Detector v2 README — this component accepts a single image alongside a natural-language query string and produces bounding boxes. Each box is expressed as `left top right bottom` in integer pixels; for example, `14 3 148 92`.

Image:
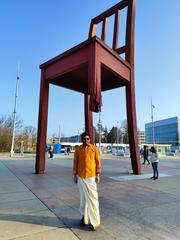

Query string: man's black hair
81 131 90 139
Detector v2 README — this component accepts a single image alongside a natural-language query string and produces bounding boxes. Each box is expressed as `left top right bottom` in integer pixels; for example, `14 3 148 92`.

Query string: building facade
138 131 145 145
145 116 180 150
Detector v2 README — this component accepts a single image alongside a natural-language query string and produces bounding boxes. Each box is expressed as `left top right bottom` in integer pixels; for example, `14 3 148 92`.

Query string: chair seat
40 36 131 94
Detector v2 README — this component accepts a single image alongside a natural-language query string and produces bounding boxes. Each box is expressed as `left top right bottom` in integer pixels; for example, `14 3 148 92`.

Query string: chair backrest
89 0 135 65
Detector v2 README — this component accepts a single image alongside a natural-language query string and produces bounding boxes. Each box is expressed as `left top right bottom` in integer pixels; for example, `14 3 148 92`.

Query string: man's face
82 135 90 145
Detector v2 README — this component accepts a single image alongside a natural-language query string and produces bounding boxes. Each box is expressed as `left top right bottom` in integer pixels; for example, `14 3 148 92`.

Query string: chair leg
36 70 49 174
84 94 94 143
126 82 141 175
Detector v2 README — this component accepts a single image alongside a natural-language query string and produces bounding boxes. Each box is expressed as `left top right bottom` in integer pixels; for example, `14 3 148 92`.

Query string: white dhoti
77 176 100 228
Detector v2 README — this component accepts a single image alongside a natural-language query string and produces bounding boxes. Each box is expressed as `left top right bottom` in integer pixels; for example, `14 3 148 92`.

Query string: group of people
140 145 159 179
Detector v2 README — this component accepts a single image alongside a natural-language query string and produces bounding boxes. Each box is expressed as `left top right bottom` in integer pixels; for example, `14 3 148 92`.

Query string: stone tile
12 228 79 240
102 214 180 240
1 156 180 240
0 216 63 240
172 227 180 238
0 210 64 228
53 206 80 227
164 187 180 196
0 183 28 194
0 191 36 203
0 199 48 215
110 173 171 181
133 202 180 229
71 225 116 240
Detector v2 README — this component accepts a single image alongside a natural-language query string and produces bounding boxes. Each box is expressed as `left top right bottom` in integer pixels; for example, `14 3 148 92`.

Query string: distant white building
138 131 145 145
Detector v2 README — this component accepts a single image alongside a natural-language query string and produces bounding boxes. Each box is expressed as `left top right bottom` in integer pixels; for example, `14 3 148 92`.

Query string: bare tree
0 114 22 152
21 126 37 152
120 119 129 144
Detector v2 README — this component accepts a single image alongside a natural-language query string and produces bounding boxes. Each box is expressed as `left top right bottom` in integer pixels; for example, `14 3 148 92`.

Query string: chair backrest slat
88 0 135 65
90 0 128 25
101 18 107 42
113 10 120 50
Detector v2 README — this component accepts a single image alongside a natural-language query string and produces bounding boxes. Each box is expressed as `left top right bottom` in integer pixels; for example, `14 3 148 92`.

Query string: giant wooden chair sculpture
36 0 141 174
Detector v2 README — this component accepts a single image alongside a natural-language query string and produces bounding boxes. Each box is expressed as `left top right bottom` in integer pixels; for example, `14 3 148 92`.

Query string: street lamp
116 121 119 148
58 124 61 144
77 130 80 142
10 64 20 157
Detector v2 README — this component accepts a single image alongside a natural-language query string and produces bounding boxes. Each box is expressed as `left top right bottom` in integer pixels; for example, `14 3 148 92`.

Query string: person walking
73 132 101 231
66 147 71 155
49 144 54 159
142 145 150 165
150 146 159 179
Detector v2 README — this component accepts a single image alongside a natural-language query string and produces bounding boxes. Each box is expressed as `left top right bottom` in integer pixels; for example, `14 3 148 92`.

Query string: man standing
73 132 101 230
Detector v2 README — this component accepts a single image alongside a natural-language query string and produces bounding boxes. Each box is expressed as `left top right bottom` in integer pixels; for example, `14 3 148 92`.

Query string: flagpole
151 97 155 146
10 63 20 156
58 124 61 144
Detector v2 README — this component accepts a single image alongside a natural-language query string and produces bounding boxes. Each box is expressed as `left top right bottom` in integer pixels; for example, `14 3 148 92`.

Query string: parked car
116 150 125 156
166 151 175 156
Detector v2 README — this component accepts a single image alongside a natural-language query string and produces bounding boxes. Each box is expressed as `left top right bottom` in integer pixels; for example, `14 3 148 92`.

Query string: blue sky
0 0 180 137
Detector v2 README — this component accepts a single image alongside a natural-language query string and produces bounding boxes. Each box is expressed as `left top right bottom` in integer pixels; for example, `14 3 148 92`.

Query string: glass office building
145 117 180 150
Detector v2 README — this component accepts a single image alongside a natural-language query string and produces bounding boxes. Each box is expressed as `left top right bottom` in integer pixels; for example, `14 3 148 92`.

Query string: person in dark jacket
142 145 150 165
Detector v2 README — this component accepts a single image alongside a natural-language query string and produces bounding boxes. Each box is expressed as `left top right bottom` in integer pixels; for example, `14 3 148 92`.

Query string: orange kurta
73 144 101 178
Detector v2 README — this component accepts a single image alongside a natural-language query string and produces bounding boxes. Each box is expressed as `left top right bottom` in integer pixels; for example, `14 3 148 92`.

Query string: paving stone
1 155 180 240
0 191 36 203
12 228 79 240
0 213 64 240
0 198 48 215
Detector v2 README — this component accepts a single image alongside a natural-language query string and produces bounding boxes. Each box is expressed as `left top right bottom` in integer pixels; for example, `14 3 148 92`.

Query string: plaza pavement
0 153 180 240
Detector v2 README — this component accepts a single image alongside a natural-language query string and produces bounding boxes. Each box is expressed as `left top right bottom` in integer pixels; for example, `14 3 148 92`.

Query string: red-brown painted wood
36 0 141 175
126 71 141 174
125 0 141 174
84 94 93 143
113 10 120 50
36 70 49 174
101 18 107 41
